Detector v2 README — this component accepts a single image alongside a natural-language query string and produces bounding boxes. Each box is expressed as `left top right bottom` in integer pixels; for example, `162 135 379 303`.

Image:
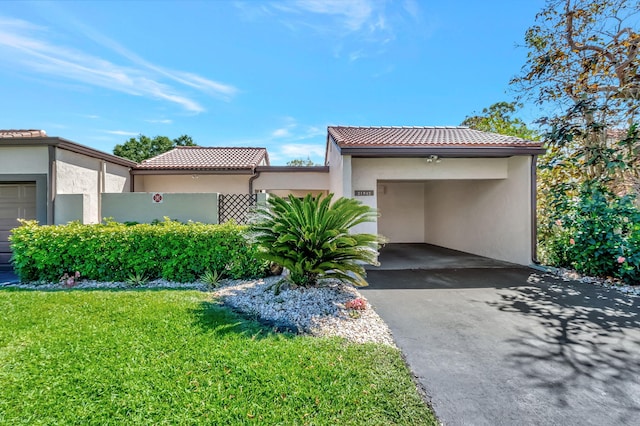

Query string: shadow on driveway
362 244 640 425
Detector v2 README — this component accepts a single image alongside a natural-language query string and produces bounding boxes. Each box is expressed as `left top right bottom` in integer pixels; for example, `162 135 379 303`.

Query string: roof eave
256 165 330 173
339 145 546 157
131 168 255 175
0 137 138 167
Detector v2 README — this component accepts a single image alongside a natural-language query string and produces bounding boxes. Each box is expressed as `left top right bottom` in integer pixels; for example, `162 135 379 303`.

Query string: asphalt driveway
362 244 640 426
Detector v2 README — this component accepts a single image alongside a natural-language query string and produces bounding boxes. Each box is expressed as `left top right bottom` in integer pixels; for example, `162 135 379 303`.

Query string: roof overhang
131 168 255 175
256 165 329 173
337 145 546 158
0 137 138 168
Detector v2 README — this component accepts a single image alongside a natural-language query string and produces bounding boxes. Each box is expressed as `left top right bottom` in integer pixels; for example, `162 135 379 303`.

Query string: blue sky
0 0 544 165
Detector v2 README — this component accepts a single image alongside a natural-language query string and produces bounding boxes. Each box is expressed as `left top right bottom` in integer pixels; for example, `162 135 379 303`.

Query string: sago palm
250 193 384 287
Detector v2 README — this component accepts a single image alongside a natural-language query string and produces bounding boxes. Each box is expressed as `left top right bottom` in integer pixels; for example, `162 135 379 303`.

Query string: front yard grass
0 289 436 425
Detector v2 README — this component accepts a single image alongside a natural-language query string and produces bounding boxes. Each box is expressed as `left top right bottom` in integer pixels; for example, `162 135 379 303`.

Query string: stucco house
132 146 329 197
0 126 544 270
0 130 136 269
325 126 545 265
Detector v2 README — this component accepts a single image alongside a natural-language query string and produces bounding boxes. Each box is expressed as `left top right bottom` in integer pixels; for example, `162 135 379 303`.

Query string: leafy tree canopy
511 0 639 183
286 157 319 167
461 101 539 140
113 134 197 163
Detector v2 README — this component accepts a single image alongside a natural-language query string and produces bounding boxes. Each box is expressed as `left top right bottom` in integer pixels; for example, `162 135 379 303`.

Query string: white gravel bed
1 279 210 291
543 266 640 297
215 275 396 347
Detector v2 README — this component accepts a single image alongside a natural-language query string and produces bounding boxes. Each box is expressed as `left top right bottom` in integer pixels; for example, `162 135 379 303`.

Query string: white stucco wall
0 146 48 174
267 189 328 198
422 156 532 265
351 157 509 235
253 171 329 191
55 149 101 223
135 174 250 194
104 163 131 193
327 140 350 198
377 182 425 243
102 192 219 224
55 149 132 224
54 193 88 225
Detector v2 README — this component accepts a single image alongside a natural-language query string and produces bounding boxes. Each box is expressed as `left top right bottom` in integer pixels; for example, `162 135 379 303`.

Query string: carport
326 126 546 266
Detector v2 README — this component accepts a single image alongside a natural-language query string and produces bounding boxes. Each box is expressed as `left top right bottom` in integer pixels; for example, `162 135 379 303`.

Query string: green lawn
0 289 436 425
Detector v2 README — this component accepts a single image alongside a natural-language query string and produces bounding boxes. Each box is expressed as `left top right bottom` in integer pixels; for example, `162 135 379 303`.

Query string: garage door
0 183 36 270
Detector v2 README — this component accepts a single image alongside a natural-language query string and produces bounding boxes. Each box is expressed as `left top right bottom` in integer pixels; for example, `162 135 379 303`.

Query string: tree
511 0 640 184
461 101 539 139
512 0 640 272
113 134 197 163
286 157 318 167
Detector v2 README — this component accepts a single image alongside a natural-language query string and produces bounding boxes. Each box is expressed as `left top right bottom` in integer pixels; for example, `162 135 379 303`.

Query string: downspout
48 145 56 225
531 154 540 264
248 168 261 194
98 160 105 223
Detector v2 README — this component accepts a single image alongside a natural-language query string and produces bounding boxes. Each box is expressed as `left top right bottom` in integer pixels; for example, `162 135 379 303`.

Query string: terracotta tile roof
0 129 47 138
136 146 269 170
328 126 541 148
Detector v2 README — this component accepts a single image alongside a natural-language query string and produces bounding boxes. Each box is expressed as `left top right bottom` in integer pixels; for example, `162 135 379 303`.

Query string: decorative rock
215 276 396 346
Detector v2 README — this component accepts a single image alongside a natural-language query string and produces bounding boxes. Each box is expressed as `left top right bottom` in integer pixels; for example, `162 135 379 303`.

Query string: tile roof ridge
328 125 469 129
140 148 178 163
174 146 267 150
0 129 48 138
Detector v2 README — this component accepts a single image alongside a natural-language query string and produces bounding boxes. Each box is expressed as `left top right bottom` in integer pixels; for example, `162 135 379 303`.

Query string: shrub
540 184 640 284
10 219 268 283
250 193 384 287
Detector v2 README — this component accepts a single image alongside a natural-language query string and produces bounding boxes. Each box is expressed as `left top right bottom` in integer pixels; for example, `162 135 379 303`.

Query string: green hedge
540 184 640 284
10 220 268 283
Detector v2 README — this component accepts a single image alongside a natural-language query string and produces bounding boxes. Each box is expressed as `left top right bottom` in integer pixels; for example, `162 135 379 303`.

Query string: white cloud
290 0 374 32
104 130 139 136
237 0 423 61
280 143 325 158
272 128 291 137
146 119 173 124
0 17 238 112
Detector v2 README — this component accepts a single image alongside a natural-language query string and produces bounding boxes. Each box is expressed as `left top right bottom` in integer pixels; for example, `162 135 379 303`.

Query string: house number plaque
354 190 374 196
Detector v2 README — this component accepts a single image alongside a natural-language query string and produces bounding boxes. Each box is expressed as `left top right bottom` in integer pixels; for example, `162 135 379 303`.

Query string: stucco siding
377 182 425 242
136 174 250 194
102 192 219 224
54 193 88 225
267 189 328 198
327 140 348 198
0 146 49 174
104 163 131 193
253 171 329 191
55 149 101 223
351 157 508 236
422 156 532 264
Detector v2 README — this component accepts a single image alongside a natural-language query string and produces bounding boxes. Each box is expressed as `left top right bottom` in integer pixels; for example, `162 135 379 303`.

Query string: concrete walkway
362 244 640 425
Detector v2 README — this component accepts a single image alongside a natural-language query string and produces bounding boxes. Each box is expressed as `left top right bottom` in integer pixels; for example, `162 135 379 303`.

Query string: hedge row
10 220 268 283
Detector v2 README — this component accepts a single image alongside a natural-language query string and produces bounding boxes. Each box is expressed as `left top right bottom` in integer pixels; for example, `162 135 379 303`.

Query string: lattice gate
218 194 257 224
